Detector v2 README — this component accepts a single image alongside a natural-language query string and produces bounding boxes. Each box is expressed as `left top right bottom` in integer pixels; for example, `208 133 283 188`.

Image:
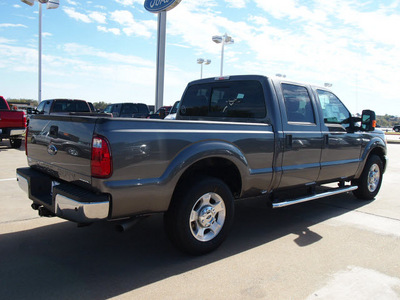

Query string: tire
66 146 80 156
164 177 235 255
10 139 22 149
352 155 383 200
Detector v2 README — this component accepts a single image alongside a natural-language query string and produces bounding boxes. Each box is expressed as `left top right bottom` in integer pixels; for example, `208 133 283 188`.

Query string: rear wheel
164 177 234 255
352 155 383 200
66 146 80 156
10 139 22 149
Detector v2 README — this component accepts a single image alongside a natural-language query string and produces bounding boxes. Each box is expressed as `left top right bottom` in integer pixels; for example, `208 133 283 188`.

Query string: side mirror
361 110 376 131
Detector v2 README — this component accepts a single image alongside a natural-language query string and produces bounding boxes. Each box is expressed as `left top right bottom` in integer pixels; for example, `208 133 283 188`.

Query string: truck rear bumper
16 167 110 223
0 127 25 139
10 128 26 136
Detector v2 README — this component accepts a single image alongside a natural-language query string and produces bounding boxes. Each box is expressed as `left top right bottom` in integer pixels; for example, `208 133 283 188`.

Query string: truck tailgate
27 115 97 185
0 110 26 128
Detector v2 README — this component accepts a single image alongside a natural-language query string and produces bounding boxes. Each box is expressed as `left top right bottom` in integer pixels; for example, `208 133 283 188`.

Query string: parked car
147 106 172 119
393 125 400 132
164 101 180 120
17 75 386 255
0 96 26 148
33 99 91 115
103 103 149 118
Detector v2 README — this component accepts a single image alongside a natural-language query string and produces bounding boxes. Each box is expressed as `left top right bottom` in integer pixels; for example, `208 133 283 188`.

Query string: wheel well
173 157 242 200
369 147 386 171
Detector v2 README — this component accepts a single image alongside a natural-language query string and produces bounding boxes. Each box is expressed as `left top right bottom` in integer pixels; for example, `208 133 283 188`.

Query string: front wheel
352 155 383 200
164 177 234 255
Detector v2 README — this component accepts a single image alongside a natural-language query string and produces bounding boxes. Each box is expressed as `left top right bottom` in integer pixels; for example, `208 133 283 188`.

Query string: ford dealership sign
144 0 182 13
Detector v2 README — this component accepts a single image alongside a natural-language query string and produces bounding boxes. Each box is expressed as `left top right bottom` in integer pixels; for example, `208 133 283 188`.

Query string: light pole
212 33 234 76
21 0 59 104
197 58 211 79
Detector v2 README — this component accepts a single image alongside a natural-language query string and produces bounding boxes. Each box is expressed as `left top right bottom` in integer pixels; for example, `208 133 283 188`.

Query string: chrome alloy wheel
367 163 381 193
189 192 226 242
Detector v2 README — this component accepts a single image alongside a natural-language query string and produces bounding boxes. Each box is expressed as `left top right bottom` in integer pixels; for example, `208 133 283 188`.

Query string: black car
34 99 91 115
393 125 400 132
103 103 149 118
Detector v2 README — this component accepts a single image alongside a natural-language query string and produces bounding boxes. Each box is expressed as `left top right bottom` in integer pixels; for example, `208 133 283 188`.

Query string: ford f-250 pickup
0 96 26 148
17 75 387 255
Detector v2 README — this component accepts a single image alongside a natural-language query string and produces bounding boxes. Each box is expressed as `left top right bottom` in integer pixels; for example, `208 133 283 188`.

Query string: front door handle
286 134 293 148
324 134 329 147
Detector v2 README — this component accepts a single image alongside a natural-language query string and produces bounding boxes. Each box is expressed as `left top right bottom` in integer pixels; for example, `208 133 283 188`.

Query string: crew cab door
315 89 362 181
276 83 323 188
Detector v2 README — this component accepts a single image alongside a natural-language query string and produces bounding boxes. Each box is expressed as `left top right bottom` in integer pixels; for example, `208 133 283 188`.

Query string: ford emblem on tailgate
47 144 58 155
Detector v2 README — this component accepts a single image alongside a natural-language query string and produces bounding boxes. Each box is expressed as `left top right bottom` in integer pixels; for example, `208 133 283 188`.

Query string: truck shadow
0 193 371 299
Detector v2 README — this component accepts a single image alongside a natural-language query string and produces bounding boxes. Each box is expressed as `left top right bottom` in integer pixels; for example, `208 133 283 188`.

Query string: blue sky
1 0 399 115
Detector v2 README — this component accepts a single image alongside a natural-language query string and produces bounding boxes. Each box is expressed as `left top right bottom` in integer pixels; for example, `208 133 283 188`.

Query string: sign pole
155 11 166 111
144 0 181 111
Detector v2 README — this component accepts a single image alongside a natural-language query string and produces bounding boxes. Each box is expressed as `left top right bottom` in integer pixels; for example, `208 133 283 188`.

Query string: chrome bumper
17 173 29 194
10 129 26 136
17 167 110 223
55 194 109 223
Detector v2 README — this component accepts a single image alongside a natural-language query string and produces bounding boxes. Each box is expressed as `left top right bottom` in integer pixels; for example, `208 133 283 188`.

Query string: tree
93 101 109 111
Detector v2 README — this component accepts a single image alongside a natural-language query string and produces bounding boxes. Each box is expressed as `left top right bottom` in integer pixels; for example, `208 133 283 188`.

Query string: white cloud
0 23 27 28
63 7 92 23
115 0 143 6
13 4 21 8
97 26 121 35
224 0 247 9
66 0 78 5
89 11 107 24
0 37 16 44
110 10 155 37
62 43 154 67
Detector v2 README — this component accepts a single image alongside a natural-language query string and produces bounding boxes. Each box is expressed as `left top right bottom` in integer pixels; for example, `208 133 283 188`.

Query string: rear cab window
178 80 267 122
52 100 90 113
281 83 316 124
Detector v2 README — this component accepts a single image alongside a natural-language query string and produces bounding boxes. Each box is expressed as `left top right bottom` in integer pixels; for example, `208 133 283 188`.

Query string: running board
272 185 358 209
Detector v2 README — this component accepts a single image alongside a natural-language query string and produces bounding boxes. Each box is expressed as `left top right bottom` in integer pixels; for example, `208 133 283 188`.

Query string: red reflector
91 136 112 178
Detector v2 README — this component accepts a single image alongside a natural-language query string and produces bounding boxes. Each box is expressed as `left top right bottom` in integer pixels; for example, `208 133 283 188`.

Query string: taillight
91 135 112 178
25 126 29 156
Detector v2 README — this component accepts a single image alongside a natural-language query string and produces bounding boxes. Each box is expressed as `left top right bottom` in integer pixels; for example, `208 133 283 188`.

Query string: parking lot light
212 33 234 76
20 0 60 103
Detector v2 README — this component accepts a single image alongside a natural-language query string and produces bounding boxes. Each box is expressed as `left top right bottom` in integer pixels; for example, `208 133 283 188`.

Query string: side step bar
272 185 358 209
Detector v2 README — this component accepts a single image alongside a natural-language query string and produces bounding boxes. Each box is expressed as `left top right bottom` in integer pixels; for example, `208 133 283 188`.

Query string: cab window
282 84 315 124
179 80 267 121
43 101 52 114
317 90 351 128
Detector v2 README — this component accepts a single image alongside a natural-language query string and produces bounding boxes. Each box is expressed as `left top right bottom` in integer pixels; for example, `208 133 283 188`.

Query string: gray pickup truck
17 75 387 254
